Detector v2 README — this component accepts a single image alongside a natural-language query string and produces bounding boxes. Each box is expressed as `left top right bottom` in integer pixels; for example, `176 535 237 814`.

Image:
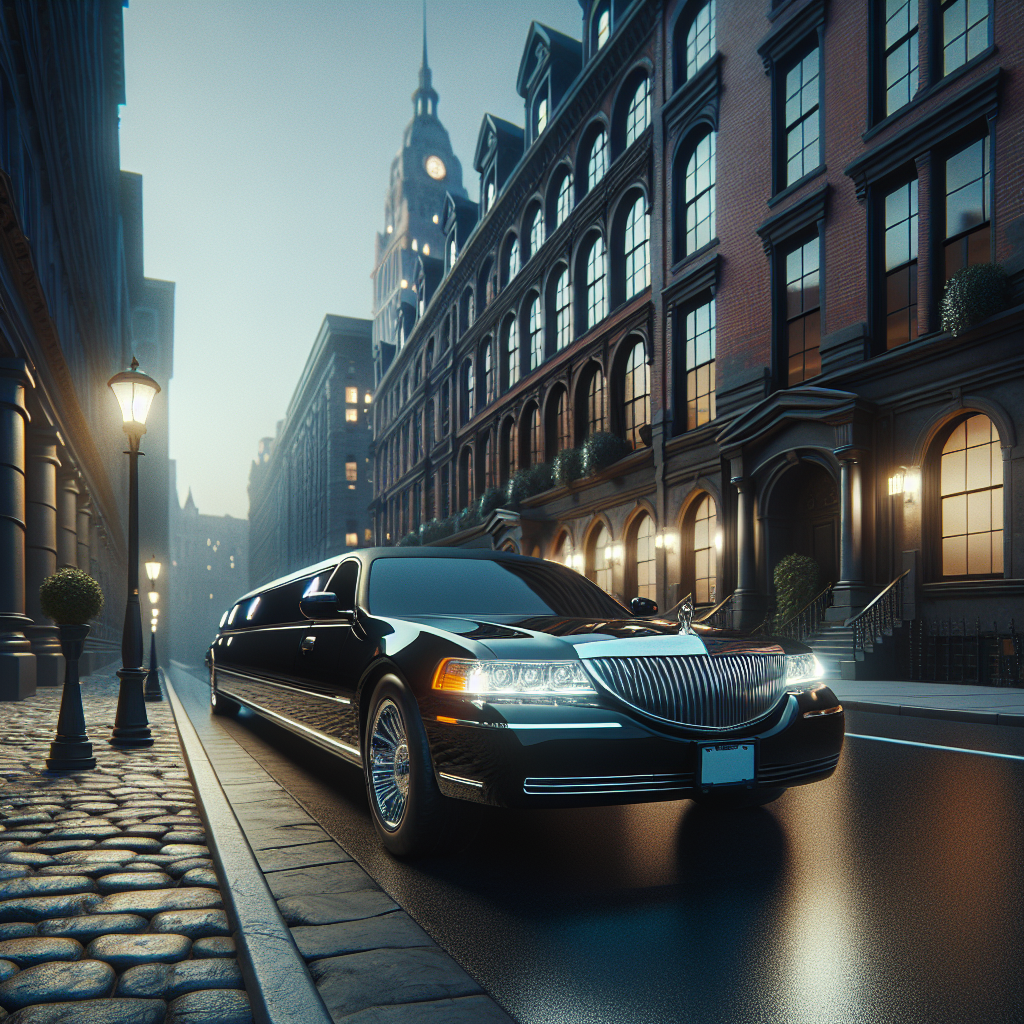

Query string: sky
119 0 582 519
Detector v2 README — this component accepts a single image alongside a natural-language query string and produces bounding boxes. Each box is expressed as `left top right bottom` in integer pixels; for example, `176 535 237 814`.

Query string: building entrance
765 461 840 589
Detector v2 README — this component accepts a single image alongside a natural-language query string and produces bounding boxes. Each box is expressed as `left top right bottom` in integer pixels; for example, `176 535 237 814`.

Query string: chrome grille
583 654 787 729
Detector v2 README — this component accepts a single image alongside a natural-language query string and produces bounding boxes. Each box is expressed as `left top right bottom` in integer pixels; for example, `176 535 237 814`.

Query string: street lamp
107 356 160 746
144 556 162 701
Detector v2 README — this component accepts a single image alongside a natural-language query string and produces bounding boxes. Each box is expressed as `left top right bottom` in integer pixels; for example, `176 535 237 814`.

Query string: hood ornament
677 597 694 635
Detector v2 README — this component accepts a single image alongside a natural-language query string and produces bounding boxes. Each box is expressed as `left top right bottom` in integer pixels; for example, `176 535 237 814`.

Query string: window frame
779 230 823 388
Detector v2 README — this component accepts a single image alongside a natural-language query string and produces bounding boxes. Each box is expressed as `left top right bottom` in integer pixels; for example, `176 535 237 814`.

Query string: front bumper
422 685 844 807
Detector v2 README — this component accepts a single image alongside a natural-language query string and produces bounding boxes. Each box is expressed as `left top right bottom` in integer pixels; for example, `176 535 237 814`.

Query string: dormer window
597 5 611 49
536 96 548 136
486 179 496 211
448 237 457 268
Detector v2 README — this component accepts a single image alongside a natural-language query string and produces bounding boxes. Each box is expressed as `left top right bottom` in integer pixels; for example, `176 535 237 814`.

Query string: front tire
364 676 455 857
210 669 239 717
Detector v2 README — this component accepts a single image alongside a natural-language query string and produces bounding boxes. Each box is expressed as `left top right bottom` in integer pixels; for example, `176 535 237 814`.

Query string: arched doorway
765 460 839 588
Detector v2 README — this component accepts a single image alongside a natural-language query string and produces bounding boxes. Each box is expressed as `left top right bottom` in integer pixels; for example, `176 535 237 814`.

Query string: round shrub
477 487 504 519
419 517 456 545
772 554 820 627
455 504 482 532
580 432 632 476
504 463 553 509
39 568 104 624
940 263 1009 337
552 447 584 487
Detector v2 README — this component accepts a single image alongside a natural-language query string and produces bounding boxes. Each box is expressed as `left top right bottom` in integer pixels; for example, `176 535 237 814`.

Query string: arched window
555 172 573 229
507 237 520 282
554 268 572 350
460 359 474 425
526 206 543 260
459 446 473 509
587 131 608 193
685 0 716 83
552 530 573 567
528 406 541 466
448 237 457 270
485 179 496 211
692 494 718 605
460 287 475 335
622 340 650 449
585 235 607 329
624 195 650 299
499 417 515 485
483 343 494 404
587 369 606 435
625 77 650 146
588 523 612 593
684 132 716 256
546 385 571 461
632 514 656 601
535 94 548 136
425 339 434 375
504 315 520 389
483 433 495 491
528 295 543 371
938 414 1003 577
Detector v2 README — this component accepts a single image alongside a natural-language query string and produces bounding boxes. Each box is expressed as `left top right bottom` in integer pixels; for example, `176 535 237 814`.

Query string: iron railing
694 592 734 629
845 570 910 657
901 617 1022 686
770 584 835 642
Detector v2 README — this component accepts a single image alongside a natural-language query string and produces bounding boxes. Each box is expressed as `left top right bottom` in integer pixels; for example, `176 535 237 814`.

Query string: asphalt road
174 671 1024 1024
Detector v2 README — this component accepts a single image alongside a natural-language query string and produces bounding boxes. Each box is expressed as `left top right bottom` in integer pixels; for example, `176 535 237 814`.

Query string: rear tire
692 786 784 809
364 675 456 857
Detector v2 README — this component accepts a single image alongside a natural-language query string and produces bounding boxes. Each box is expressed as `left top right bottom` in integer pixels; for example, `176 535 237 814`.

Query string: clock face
425 155 446 181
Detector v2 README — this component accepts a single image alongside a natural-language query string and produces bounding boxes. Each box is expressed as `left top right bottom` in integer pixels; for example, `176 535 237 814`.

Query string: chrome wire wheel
369 698 411 831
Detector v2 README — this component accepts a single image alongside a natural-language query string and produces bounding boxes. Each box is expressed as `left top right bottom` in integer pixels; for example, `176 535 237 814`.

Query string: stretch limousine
208 548 844 855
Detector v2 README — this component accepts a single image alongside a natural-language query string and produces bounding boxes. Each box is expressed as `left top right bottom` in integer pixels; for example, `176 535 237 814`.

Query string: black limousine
209 548 844 855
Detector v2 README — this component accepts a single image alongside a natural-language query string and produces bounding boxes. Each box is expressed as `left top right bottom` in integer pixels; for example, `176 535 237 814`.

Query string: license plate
700 742 755 787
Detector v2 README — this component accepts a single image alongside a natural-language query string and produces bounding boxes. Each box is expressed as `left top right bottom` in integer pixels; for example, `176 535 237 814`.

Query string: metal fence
900 618 1022 687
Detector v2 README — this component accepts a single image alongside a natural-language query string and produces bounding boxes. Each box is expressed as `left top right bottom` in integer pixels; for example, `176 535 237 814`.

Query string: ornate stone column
732 474 764 629
25 426 65 686
56 471 79 568
76 496 92 578
0 359 37 700
830 450 874 619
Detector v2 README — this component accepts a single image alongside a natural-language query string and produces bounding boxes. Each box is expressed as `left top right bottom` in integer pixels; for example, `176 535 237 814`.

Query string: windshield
368 557 628 618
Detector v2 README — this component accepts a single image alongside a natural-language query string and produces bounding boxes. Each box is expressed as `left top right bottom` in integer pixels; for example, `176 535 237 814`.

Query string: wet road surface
174 670 1024 1024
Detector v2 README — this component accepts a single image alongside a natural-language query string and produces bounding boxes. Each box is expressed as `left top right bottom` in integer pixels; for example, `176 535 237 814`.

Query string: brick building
370 0 1021 649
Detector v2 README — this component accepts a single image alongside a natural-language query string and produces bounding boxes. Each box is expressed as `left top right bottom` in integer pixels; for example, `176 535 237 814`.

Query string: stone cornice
756 0 826 74
662 51 720 135
755 184 828 256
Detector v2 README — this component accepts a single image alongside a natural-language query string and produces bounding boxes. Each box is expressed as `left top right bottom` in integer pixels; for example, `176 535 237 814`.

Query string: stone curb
163 678 334 1024
841 698 1024 727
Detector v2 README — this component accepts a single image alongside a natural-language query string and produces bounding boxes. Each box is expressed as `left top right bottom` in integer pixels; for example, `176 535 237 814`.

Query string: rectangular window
884 179 918 348
783 47 820 187
440 463 450 518
884 0 918 115
944 137 990 279
783 236 821 386
685 299 716 430
440 383 450 437
345 408 358 423
942 0 989 77
345 386 358 404
345 461 358 482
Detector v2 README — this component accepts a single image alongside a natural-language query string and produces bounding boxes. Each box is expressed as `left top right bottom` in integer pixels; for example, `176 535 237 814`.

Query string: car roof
231 547 547 605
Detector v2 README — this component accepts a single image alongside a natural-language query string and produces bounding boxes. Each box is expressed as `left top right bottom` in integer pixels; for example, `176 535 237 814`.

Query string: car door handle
301 636 316 653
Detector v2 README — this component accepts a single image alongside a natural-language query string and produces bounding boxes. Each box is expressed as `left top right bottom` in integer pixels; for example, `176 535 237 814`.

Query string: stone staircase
804 618 904 680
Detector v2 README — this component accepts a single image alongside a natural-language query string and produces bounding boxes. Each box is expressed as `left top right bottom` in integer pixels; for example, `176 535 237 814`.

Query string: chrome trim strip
438 771 484 789
510 722 623 730
802 704 843 718
217 668 352 704
523 772 695 795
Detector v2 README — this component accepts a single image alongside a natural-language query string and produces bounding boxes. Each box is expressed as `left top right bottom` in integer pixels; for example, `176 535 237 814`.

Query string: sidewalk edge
841 698 1024 727
164 676 334 1024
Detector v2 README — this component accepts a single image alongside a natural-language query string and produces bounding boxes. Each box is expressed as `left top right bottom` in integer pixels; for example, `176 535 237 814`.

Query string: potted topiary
39 568 104 771
772 554 820 630
552 446 584 487
580 432 632 476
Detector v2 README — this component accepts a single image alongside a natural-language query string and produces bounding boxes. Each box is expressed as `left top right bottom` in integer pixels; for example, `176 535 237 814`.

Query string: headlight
785 653 824 690
432 658 595 695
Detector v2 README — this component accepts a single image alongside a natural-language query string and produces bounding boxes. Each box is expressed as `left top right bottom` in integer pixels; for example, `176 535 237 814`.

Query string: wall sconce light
903 466 921 504
603 544 623 565
655 530 678 552
888 470 905 496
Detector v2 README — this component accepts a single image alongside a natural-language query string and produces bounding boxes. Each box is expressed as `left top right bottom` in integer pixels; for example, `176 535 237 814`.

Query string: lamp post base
109 666 154 748
46 744 96 772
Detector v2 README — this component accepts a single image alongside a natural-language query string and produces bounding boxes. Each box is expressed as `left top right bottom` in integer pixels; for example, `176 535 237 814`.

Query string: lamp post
107 357 160 747
144 557 162 701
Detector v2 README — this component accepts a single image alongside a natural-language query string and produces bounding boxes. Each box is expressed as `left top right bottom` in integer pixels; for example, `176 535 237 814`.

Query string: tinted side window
328 561 359 610
250 572 330 626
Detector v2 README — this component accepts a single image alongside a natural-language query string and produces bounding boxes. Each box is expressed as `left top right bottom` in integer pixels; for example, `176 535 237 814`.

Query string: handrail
844 570 910 627
845 570 911 657
772 583 834 642
694 592 734 629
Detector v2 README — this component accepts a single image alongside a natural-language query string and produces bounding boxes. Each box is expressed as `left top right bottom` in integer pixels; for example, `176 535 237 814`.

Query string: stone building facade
247 315 373 589
0 2 173 698
369 0 1023 636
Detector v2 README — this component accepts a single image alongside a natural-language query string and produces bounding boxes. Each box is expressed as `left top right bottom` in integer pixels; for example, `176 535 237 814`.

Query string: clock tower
371 16 467 384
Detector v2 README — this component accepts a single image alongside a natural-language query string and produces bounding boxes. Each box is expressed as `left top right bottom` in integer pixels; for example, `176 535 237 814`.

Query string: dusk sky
120 0 581 519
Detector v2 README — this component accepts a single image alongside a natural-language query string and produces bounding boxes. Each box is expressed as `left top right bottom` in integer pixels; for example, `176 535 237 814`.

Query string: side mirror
630 596 658 617
299 592 354 622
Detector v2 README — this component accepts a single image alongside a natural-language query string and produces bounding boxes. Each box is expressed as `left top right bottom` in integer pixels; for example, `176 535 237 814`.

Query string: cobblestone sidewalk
0 671 252 1024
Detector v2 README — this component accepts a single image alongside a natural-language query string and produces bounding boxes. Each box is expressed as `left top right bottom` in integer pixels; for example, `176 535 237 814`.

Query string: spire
413 0 437 114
